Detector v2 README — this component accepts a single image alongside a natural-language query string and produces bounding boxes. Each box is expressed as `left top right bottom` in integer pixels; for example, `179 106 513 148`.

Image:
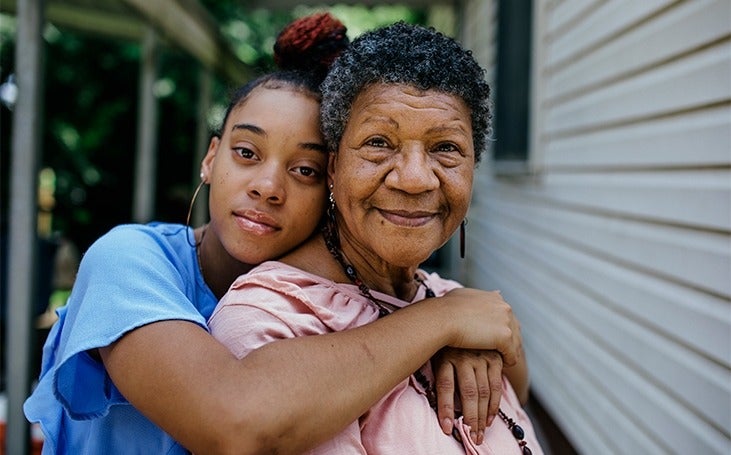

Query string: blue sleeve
50 225 207 419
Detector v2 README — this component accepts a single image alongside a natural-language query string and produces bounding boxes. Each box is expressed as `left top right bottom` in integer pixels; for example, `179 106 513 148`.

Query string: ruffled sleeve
26 224 208 422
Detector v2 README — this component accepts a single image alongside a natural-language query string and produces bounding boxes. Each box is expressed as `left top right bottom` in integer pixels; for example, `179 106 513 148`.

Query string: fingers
462 352 502 445
434 358 456 435
432 347 509 447
486 354 503 427
453 359 481 445
474 362 490 443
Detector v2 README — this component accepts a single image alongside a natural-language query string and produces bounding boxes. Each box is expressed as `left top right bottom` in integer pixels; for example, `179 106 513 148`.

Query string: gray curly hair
320 22 492 163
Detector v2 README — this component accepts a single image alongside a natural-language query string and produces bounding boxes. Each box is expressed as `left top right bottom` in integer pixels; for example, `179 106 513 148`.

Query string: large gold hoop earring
186 176 206 247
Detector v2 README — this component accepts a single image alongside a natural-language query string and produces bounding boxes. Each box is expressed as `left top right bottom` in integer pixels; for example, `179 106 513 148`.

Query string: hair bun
274 12 349 74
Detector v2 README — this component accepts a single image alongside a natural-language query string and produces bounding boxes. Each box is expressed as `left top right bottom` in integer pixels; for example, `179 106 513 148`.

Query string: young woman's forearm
232 297 462 453
102 293 515 454
101 301 451 454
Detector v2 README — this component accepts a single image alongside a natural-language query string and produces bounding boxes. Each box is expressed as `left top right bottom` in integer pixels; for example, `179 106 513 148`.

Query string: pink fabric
209 261 543 455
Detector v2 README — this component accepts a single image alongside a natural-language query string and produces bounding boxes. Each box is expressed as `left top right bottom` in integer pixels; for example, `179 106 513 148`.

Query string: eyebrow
232 122 326 153
426 124 471 135
304 142 328 153
232 123 266 136
362 116 399 128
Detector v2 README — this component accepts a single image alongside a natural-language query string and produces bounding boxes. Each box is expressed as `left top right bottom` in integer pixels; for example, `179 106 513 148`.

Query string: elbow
196 405 296 455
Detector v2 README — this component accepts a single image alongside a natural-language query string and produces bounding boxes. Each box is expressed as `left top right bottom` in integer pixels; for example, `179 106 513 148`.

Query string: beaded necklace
322 222 532 454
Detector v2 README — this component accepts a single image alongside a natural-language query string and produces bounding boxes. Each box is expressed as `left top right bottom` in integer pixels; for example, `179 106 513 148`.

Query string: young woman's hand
432 348 503 445
437 288 520 365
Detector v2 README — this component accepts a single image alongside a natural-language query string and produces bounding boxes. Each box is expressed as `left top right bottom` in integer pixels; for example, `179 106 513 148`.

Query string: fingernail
487 415 494 426
477 429 484 445
470 431 477 442
441 418 453 434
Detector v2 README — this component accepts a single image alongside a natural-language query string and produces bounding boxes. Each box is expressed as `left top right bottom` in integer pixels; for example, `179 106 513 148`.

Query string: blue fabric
24 223 217 454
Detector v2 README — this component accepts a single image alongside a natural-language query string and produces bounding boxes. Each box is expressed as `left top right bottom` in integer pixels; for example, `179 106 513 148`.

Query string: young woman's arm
100 287 518 455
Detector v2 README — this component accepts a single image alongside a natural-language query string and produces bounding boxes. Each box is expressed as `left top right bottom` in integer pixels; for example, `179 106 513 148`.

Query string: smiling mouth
378 209 436 227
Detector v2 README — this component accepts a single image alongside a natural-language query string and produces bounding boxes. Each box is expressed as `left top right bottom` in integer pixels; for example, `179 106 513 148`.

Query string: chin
381 247 435 268
236 251 274 267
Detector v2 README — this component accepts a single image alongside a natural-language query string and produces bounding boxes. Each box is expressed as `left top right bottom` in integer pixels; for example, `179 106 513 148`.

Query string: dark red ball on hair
274 12 349 74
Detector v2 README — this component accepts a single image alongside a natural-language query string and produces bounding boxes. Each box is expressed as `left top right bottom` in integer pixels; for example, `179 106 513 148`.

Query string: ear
327 153 337 188
200 136 220 183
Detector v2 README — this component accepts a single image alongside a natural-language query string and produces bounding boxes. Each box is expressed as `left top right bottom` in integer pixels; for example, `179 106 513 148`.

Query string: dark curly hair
320 22 491 163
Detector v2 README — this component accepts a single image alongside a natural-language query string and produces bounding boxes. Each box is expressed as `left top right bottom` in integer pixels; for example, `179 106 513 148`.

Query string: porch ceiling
245 0 454 8
0 0 253 83
0 0 455 82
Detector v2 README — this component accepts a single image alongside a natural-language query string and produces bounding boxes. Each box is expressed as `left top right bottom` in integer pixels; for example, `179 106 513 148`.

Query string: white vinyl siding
458 1 731 453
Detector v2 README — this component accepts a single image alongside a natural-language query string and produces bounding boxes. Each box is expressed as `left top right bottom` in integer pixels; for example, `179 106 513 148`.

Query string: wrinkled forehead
351 83 470 113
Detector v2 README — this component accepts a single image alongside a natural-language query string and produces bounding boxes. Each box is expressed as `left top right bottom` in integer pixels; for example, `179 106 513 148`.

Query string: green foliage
293 4 425 38
0 3 425 251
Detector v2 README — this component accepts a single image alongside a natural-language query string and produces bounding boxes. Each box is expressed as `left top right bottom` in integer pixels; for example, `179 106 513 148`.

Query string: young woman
25 14 524 454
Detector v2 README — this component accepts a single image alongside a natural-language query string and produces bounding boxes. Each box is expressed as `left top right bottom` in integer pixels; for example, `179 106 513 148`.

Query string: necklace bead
499 409 532 454
512 424 525 440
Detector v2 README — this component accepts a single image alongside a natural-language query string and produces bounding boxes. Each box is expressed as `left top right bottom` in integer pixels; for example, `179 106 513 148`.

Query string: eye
291 163 325 183
233 146 257 160
365 137 390 148
295 166 319 177
433 142 461 154
431 141 469 167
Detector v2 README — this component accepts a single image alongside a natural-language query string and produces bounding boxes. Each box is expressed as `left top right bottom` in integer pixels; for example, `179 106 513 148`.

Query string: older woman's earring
322 183 342 256
460 219 467 259
327 183 336 224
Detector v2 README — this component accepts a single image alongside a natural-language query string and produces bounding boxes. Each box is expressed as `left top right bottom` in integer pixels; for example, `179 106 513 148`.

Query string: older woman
209 22 541 454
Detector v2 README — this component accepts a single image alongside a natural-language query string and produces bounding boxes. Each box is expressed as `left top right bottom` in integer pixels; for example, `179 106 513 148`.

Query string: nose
385 144 439 194
247 164 286 204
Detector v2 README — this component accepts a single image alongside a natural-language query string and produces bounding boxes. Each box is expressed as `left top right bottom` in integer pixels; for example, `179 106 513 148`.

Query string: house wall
457 1 731 453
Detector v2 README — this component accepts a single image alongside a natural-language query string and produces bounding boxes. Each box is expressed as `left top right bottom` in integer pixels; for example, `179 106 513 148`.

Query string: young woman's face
203 86 327 265
330 83 475 268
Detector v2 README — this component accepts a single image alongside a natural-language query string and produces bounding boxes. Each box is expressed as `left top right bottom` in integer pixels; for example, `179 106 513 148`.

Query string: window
493 0 533 172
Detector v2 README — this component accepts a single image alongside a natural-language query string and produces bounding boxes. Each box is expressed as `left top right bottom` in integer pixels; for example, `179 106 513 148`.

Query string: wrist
414 296 459 347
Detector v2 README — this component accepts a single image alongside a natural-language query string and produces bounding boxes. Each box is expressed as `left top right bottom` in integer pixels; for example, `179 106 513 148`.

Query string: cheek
208 173 231 206
336 161 382 200
446 172 474 217
296 191 327 225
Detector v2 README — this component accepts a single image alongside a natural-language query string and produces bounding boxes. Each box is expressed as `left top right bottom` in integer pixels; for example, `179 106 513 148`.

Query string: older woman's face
330 83 475 267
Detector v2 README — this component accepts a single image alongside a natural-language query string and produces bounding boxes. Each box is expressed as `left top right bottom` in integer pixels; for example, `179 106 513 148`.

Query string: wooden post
6 0 45 453
132 26 160 223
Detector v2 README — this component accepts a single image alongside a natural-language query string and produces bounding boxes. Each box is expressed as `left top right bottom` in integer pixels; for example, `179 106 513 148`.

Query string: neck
343 245 418 300
324 221 420 302
197 225 255 299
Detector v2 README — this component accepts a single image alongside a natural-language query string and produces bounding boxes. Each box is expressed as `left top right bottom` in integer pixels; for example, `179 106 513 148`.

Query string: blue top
24 223 218 454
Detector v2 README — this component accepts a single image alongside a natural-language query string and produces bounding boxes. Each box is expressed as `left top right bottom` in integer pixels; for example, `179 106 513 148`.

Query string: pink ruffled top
208 261 543 455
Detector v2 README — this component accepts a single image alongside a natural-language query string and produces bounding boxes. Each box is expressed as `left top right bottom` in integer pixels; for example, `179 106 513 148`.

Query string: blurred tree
0 3 425 253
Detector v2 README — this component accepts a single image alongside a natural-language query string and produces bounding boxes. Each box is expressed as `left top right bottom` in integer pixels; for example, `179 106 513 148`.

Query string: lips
234 209 281 235
377 209 437 227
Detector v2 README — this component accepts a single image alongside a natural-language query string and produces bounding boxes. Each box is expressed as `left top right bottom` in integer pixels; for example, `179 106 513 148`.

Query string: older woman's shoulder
221 260 381 333
418 269 464 298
